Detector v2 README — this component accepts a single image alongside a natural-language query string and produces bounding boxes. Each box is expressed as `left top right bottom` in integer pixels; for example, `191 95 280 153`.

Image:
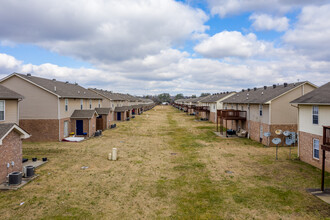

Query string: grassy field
0 105 329 219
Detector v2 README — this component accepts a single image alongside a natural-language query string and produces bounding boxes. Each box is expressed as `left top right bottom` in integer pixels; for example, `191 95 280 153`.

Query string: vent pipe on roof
27 73 31 77
284 82 288 87
52 79 56 81
65 81 69 84
78 91 80 94
254 87 257 91
75 83 78 85
264 86 267 90
261 91 264 95
247 88 250 91
273 84 276 88
242 89 245 92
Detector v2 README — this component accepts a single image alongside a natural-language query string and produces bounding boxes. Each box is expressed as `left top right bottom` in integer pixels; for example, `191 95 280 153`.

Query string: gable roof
71 110 97 119
223 82 312 104
2 73 103 99
89 88 127 101
114 106 132 112
201 92 235 103
291 82 330 105
95 108 112 115
0 123 30 145
0 85 24 100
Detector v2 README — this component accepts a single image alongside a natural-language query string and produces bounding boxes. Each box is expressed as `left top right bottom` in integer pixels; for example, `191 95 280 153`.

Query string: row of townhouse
174 81 330 172
0 73 155 142
0 73 154 184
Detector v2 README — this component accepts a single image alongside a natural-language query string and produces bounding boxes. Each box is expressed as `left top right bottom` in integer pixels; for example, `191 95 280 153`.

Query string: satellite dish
272 138 281 145
283 130 290 136
264 132 271 137
275 129 283 135
285 137 293 146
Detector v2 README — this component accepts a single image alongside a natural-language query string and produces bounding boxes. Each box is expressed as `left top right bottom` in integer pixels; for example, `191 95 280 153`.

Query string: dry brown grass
0 106 329 219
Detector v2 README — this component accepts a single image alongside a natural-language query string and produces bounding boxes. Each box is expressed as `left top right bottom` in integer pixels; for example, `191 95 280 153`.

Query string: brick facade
0 131 22 183
299 131 330 172
71 117 96 138
209 112 216 123
20 119 59 142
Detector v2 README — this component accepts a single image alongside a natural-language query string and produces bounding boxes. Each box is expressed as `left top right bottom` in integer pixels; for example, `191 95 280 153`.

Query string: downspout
269 102 271 141
89 118 91 137
17 99 20 125
247 103 250 139
291 104 299 157
58 98 61 141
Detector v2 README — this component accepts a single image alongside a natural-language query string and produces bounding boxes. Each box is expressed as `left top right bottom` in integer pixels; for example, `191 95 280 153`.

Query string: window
231 104 233 109
313 138 319 159
0 101 4 121
80 99 83 110
312 106 319 125
65 99 68 112
241 105 244 111
98 100 101 108
225 104 227 110
89 99 92 109
259 104 263 116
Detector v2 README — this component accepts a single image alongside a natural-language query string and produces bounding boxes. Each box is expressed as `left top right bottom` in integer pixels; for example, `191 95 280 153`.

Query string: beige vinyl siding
0 100 19 124
270 84 315 124
248 104 270 124
298 105 330 136
60 98 102 118
0 76 58 119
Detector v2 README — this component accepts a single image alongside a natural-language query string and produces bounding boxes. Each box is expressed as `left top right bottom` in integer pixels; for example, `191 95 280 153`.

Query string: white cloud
283 4 330 60
207 0 329 18
194 31 268 58
0 0 208 64
249 14 289 32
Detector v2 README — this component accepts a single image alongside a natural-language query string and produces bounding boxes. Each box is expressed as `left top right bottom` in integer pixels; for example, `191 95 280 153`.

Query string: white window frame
312 106 319 125
241 105 244 111
98 100 101 108
313 138 319 160
89 99 92 109
0 100 5 121
65 99 68 112
80 99 83 110
259 104 263 116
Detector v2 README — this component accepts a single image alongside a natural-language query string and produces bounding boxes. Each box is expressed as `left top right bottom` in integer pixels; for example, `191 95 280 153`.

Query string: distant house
0 73 103 141
223 82 316 146
0 85 30 184
291 82 330 172
200 92 236 123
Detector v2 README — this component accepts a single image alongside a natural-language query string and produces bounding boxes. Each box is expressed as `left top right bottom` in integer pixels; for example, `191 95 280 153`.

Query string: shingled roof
114 106 132 112
0 123 30 144
223 82 311 104
71 110 97 119
201 92 235 103
89 89 127 101
291 82 330 104
95 108 112 115
0 85 24 100
5 73 103 99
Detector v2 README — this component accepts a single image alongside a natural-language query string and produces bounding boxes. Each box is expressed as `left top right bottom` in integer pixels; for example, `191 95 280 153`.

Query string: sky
0 0 330 96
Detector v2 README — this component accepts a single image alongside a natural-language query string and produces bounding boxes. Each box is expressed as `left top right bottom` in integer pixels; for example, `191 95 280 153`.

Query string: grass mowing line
155 112 225 218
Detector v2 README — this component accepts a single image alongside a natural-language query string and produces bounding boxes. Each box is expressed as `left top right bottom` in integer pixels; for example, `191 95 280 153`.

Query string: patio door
117 112 121 121
76 120 83 135
64 121 69 137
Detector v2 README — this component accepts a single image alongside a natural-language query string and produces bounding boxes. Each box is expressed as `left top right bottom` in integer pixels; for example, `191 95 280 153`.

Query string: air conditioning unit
23 165 34 178
9 172 22 185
